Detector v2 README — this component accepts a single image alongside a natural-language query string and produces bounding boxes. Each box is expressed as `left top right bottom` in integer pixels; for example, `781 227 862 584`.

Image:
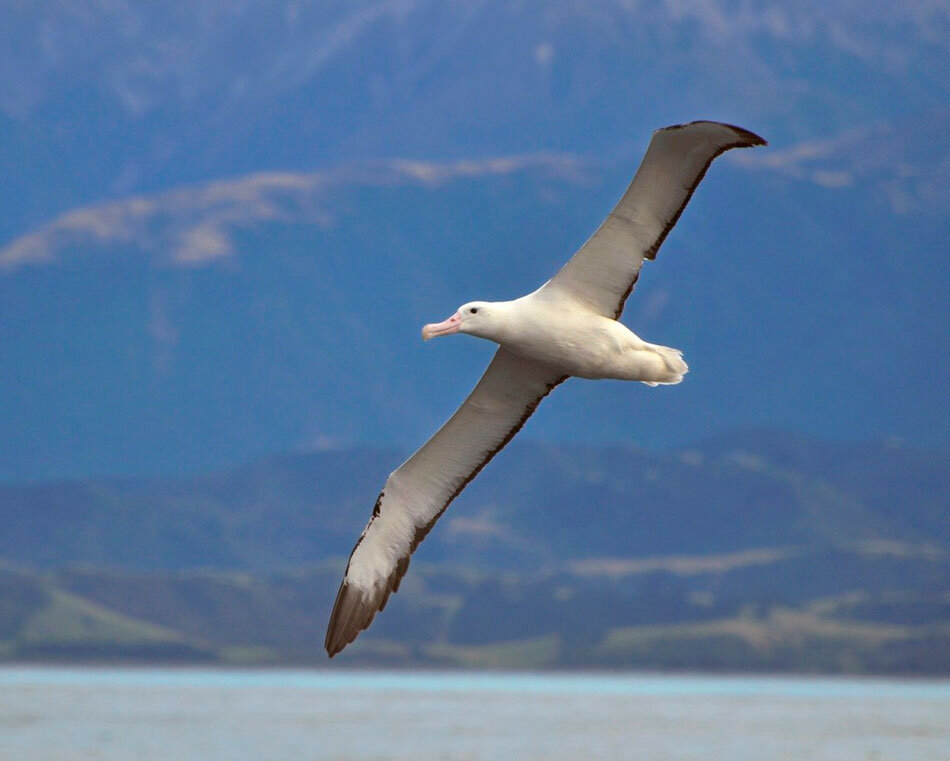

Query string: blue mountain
0 1 946 480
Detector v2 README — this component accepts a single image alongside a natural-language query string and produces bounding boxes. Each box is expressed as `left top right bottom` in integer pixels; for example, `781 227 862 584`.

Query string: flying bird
325 120 766 656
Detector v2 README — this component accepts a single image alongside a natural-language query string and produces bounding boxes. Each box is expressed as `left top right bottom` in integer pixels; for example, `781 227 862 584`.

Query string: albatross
325 120 766 656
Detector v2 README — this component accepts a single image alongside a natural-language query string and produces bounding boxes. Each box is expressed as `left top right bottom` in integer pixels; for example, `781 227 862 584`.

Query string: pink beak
422 311 462 341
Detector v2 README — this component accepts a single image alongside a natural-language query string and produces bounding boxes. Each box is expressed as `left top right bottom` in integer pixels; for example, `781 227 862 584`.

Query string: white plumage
325 121 766 656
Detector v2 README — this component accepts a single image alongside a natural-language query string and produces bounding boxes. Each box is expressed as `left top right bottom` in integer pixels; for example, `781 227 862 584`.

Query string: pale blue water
0 667 947 761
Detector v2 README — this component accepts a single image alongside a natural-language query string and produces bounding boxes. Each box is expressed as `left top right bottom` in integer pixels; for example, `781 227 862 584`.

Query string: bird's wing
325 348 566 656
541 121 766 318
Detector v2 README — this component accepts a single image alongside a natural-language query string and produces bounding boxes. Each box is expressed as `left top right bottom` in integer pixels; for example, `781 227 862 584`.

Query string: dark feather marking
340 491 385 575
325 375 567 657
613 122 766 319
612 271 639 320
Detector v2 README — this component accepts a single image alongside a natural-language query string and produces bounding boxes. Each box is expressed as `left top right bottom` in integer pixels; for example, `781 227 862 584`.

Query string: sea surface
0 667 947 761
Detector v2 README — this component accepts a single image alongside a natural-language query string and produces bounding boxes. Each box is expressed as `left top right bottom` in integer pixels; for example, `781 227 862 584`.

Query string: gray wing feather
325 349 566 656
543 121 766 318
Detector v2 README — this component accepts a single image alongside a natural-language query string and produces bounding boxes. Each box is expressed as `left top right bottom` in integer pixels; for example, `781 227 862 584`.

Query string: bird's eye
470 308 478 314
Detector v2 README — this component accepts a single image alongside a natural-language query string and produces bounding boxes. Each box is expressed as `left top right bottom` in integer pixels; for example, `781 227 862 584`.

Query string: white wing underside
325 348 566 656
542 121 766 318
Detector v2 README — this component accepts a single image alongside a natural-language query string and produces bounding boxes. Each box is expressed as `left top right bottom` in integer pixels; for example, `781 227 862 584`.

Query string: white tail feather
642 344 688 386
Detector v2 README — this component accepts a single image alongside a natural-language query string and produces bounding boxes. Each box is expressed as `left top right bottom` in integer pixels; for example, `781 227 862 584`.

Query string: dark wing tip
658 120 768 147
721 122 768 147
324 556 412 658
325 581 372 657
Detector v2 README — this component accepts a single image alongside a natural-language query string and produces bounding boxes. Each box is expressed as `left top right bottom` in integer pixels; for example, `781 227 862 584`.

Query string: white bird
325 121 766 656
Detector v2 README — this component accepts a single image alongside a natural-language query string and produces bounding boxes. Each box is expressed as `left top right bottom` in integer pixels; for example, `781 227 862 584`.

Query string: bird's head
422 301 497 341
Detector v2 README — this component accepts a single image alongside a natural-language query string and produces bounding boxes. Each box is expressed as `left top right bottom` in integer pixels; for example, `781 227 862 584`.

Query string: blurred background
0 1 947 674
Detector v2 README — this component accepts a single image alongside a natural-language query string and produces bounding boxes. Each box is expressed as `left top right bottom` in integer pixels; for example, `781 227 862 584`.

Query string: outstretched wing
325 348 566 656
542 121 766 318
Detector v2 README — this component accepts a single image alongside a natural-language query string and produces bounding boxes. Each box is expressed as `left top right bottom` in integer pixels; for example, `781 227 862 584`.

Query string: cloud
734 113 949 213
173 224 234 265
571 547 798 578
0 155 585 274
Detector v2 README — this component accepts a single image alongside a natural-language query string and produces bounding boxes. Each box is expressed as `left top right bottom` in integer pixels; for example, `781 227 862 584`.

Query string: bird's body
453 293 687 384
325 120 766 657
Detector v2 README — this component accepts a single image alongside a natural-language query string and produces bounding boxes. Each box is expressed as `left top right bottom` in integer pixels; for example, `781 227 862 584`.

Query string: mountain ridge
2 1 946 238
1 1 946 479
1 431 945 572
1 430 945 671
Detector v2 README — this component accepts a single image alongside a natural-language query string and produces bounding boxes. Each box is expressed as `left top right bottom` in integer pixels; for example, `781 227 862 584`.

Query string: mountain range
0 431 947 671
4 1 946 235
1 0 947 480
2 430 947 571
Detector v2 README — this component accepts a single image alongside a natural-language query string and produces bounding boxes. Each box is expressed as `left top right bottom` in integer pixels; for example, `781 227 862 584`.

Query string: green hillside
1 433 946 672
1 543 947 673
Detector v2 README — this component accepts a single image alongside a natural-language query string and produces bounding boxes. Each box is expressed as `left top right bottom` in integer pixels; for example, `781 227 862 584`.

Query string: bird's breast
498 312 630 379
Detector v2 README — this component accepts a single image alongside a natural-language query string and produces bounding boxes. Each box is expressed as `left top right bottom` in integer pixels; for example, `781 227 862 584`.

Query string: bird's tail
641 344 689 386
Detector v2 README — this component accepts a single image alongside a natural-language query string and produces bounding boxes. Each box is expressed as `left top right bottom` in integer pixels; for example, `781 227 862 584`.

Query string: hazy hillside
1 431 946 671
1 149 946 479
1 2 946 676
2 545 947 672
1 433 945 571
1 1 946 479
3 1 945 238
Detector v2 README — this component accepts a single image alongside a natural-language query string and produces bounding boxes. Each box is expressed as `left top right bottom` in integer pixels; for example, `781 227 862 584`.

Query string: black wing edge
324 374 567 658
659 120 767 148
324 555 410 658
614 121 767 319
